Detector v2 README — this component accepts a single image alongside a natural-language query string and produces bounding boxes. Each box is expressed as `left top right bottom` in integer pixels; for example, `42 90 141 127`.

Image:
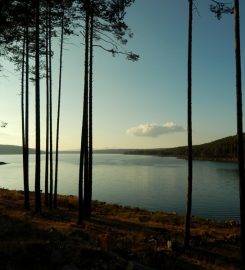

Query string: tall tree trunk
24 7 30 210
21 30 27 209
78 0 90 224
83 1 90 218
184 0 193 248
45 0 49 208
48 1 54 209
87 2 94 218
35 0 41 212
234 0 245 267
54 5 65 209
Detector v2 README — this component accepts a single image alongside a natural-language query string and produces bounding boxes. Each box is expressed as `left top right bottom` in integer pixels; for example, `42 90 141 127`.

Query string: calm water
0 154 240 221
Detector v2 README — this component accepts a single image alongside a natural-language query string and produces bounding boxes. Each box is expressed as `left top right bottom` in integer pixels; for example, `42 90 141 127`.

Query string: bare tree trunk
21 30 27 209
24 8 30 210
184 0 193 249
87 2 94 218
234 0 245 267
45 0 49 208
22 1 30 211
54 5 65 209
48 0 54 209
83 5 90 219
78 0 90 224
35 0 41 212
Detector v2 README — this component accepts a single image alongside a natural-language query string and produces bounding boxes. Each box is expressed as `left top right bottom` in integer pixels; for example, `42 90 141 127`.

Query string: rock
167 240 172 250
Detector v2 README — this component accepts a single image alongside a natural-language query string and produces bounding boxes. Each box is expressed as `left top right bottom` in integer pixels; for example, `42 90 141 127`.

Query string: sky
0 0 245 150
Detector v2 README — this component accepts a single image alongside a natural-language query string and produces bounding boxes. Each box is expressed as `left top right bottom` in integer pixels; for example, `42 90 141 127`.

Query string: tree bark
48 1 54 209
83 1 90 219
78 0 90 224
54 5 65 209
45 0 50 208
234 0 245 267
35 0 41 212
24 5 30 210
87 2 94 218
184 0 193 249
21 29 28 210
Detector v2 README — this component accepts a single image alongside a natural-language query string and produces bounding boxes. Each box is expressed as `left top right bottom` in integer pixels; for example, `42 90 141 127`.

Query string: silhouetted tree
78 0 138 222
1 0 137 217
3 0 32 210
48 0 54 210
35 0 42 212
82 0 93 219
86 0 94 217
234 0 245 267
210 0 244 266
184 0 193 249
21 30 27 209
24 0 30 211
0 0 54 212
54 2 65 209
78 0 90 224
53 0 82 209
45 0 50 207
0 0 77 212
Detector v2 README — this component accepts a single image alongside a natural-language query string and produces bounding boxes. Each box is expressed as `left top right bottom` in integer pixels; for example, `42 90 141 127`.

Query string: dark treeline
0 145 41 155
124 133 244 162
0 131 241 160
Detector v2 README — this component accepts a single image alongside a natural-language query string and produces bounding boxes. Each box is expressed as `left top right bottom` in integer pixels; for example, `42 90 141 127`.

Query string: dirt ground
0 189 241 270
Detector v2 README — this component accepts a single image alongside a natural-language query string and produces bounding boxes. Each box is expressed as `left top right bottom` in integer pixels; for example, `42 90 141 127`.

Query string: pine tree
234 0 245 267
35 0 42 212
78 0 90 224
54 2 65 209
184 0 193 249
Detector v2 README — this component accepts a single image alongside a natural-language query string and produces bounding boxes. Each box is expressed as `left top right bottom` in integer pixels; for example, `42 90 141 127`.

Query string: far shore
0 162 7 165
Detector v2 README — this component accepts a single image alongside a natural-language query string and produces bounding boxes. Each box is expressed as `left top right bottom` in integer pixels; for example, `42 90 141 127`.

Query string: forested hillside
1 133 241 160
124 134 242 161
0 145 41 155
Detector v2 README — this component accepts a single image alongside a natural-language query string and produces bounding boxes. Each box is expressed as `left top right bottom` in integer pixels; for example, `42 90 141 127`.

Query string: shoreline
0 188 240 224
0 162 7 165
127 153 238 163
0 188 241 269
1 187 239 222
0 152 239 164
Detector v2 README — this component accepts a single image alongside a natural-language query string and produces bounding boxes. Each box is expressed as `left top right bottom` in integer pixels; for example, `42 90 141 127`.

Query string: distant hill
124 134 241 162
60 149 134 154
94 149 133 154
0 134 242 161
59 150 80 154
0 145 42 155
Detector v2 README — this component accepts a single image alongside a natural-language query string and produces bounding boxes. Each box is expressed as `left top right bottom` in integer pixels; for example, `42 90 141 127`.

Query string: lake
0 153 240 221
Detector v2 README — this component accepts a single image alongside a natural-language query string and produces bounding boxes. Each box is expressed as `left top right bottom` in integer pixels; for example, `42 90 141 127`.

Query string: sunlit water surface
0 154 240 221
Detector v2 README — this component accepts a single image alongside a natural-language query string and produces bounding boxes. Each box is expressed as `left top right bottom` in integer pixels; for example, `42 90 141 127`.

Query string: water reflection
0 154 240 220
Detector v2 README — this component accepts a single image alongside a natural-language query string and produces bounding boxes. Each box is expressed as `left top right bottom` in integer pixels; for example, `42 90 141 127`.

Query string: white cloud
126 122 185 138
